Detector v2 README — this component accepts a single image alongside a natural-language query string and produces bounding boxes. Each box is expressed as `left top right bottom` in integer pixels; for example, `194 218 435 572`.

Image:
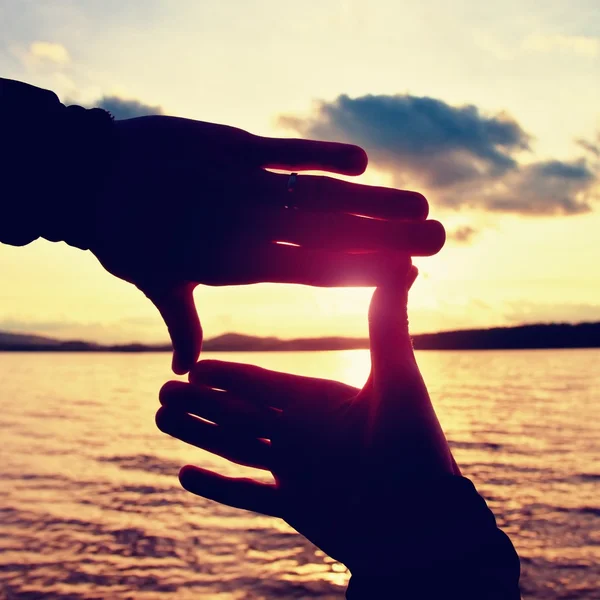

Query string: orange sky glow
0 0 598 344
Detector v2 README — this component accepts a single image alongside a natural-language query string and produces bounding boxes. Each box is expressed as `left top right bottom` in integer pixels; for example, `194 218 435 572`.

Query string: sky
0 0 599 343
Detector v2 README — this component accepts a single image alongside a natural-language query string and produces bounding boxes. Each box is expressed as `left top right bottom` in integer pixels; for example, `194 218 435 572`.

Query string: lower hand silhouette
156 263 461 571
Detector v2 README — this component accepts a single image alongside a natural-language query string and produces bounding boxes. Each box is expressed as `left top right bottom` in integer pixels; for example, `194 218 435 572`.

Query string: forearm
343 477 520 599
0 77 113 249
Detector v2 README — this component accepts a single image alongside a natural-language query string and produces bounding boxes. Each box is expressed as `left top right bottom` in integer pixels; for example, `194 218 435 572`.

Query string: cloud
279 94 598 216
448 226 478 244
504 301 600 324
280 94 529 184
29 41 70 64
523 33 600 57
480 158 595 215
21 41 71 71
95 96 164 120
577 138 600 158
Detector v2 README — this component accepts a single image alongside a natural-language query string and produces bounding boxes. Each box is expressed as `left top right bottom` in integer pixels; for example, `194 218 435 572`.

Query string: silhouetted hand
90 117 445 373
2 77 447 375
156 263 461 569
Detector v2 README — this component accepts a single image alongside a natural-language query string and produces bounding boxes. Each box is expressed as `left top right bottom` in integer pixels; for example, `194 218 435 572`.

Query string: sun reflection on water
0 349 598 599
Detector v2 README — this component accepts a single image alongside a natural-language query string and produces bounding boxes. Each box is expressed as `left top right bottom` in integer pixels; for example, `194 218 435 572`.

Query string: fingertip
155 405 187 435
179 464 193 480
412 192 429 220
155 405 169 431
172 350 193 375
424 220 446 256
142 282 202 375
179 464 200 489
345 145 368 175
171 355 185 375
159 380 188 405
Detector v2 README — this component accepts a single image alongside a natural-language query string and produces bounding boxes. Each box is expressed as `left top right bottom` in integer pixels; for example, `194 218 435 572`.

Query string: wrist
341 476 520 598
0 78 116 250
331 475 519 571
39 104 117 251
0 78 59 245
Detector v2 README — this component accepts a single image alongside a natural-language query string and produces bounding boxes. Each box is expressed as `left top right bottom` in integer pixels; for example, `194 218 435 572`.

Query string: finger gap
186 412 218 427
347 213 383 221
273 240 301 247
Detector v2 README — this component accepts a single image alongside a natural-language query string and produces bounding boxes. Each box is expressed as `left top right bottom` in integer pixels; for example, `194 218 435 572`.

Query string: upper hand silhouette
156 263 460 571
91 117 445 373
2 77 446 374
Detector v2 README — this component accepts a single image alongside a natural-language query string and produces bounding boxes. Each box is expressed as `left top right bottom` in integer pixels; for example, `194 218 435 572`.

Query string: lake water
0 350 598 599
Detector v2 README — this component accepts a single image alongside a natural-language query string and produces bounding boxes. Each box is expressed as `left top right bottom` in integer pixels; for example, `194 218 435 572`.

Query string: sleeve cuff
343 476 521 599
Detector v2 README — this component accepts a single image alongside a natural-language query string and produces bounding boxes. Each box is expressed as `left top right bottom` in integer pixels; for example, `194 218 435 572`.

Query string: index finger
189 360 357 409
253 136 368 175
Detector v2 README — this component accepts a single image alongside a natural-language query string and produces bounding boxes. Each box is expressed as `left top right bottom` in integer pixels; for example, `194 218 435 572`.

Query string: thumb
143 282 202 375
368 265 419 381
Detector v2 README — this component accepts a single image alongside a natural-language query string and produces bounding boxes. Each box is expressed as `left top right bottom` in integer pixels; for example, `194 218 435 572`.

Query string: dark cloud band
96 96 164 120
279 94 597 217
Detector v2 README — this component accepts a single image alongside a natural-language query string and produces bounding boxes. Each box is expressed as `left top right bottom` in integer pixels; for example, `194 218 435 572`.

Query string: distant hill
0 323 599 352
202 333 371 352
0 331 65 347
412 322 600 350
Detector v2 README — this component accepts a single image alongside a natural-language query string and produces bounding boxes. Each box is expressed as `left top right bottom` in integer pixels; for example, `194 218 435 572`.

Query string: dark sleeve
0 78 63 246
0 77 114 249
344 477 521 600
